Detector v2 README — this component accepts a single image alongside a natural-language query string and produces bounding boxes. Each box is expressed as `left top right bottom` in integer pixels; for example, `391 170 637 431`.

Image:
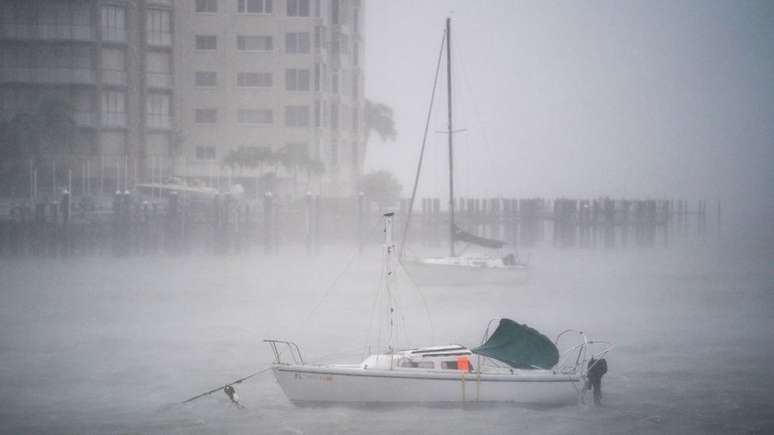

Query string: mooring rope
181 366 272 405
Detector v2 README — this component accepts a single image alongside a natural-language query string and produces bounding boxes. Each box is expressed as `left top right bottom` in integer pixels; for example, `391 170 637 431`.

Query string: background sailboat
400 18 529 286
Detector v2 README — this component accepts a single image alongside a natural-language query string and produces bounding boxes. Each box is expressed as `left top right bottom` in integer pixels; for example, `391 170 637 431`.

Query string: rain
1 1 773 434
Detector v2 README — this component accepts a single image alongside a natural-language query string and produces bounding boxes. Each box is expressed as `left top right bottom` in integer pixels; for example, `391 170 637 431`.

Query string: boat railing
264 339 305 365
479 318 501 345
553 330 614 375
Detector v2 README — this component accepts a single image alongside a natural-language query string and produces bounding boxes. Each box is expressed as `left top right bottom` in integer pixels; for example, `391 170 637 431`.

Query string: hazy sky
363 1 774 210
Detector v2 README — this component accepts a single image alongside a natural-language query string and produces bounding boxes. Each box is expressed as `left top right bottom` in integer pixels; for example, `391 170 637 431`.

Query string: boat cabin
360 345 475 372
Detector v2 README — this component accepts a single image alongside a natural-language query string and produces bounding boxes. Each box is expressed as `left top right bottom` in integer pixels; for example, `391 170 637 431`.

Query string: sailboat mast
383 212 396 357
446 17 456 258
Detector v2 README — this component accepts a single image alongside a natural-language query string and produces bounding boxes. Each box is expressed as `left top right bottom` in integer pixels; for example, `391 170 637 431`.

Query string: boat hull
272 365 580 405
401 258 529 286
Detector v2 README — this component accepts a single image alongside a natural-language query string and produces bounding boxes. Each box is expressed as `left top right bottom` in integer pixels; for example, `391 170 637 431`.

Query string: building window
237 35 273 51
196 0 218 13
340 70 350 97
285 106 310 127
101 5 126 42
101 48 126 85
147 9 171 46
330 141 338 166
314 26 327 49
285 69 310 91
237 72 272 87
196 146 216 160
146 51 172 88
37 2 92 40
146 93 171 129
321 64 328 91
331 71 339 94
73 89 96 126
238 0 272 14
195 71 217 87
285 32 310 54
195 35 217 50
339 33 350 55
287 0 310 16
195 108 218 123
314 100 320 127
101 90 126 127
237 109 273 125
331 0 339 24
330 102 338 129
340 103 349 129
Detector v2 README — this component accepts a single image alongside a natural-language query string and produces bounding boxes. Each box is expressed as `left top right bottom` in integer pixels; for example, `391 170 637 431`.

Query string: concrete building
174 0 366 197
0 0 175 193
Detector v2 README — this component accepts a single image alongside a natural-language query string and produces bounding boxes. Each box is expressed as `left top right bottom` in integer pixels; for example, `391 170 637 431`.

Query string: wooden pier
0 193 717 258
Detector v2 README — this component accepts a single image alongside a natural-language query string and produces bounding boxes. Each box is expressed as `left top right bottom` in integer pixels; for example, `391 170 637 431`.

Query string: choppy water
1 237 773 434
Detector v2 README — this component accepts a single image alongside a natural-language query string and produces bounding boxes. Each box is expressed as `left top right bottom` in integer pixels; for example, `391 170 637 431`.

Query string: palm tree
0 99 76 166
278 146 307 195
365 99 397 143
38 99 77 156
357 170 402 208
303 158 325 191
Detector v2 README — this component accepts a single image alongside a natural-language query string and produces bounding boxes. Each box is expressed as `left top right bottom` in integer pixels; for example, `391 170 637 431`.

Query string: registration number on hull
293 372 334 383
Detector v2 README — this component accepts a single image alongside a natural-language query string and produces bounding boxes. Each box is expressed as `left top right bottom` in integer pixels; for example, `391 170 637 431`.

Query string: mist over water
1 229 772 434
1 1 773 434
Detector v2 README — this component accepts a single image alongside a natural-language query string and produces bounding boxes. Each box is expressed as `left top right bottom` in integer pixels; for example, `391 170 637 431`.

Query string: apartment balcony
146 33 172 48
0 68 96 85
146 114 172 130
102 112 126 128
101 69 128 86
145 72 173 89
73 112 97 128
0 24 95 42
101 28 127 44
0 109 97 128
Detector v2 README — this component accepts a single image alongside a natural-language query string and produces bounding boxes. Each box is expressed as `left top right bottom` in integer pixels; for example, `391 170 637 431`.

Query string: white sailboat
265 211 612 405
400 18 529 287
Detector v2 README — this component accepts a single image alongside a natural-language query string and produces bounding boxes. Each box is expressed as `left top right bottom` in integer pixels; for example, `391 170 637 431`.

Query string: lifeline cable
397 260 436 344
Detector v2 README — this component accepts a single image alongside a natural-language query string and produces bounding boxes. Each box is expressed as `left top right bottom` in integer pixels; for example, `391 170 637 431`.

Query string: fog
1 240 773 434
365 1 774 213
2 1 774 434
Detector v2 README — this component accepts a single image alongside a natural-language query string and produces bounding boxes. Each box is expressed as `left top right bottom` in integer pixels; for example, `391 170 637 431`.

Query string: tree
223 147 325 195
365 99 397 142
277 146 324 195
38 99 77 155
357 170 402 207
303 158 325 190
0 113 39 162
224 147 272 173
0 99 76 165
0 99 76 196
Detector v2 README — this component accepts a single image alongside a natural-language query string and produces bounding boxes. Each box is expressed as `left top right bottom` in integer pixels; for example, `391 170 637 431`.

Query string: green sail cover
471 319 559 369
